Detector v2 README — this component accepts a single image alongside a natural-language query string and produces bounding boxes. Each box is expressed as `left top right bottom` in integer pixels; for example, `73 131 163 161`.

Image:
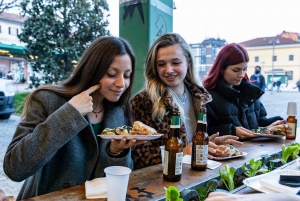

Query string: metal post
119 0 174 95
271 41 275 94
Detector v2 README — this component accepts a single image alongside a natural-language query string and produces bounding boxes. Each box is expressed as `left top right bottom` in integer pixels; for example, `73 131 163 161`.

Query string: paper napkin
260 179 300 194
85 177 107 199
182 155 222 169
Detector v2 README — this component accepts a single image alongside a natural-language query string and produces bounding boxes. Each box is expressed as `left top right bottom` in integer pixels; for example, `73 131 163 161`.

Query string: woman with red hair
203 43 284 139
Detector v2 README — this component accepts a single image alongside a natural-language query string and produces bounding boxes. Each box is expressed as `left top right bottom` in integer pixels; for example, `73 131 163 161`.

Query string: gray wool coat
3 90 133 200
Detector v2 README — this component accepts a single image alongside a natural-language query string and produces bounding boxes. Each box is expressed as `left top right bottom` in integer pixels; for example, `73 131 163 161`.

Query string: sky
107 0 300 44
6 0 300 44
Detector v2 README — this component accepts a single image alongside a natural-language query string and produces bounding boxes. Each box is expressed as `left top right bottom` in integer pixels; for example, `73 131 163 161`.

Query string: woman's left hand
109 138 147 154
209 133 243 146
267 119 286 127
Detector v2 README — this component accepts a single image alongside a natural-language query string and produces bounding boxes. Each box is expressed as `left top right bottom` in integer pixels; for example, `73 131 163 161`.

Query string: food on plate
131 121 157 134
213 145 243 157
252 124 287 136
100 121 157 135
101 125 132 135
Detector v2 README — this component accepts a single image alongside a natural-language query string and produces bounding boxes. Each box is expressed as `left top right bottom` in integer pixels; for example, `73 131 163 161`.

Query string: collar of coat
164 78 212 111
215 79 264 106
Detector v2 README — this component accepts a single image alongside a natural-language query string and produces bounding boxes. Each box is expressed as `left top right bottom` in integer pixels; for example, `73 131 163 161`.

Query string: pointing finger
85 84 101 95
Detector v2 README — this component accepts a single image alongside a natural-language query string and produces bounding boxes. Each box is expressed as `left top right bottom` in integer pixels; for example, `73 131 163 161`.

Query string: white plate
98 134 164 140
212 152 247 160
243 169 300 194
254 133 286 139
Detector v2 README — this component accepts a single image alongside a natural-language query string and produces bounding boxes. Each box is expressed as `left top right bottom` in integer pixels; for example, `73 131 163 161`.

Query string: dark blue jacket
206 79 283 136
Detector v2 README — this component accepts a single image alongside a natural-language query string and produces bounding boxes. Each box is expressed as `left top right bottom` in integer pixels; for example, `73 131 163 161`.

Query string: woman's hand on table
207 142 226 159
209 132 243 146
183 141 226 159
109 137 147 154
206 192 300 201
236 127 259 140
183 143 192 156
267 119 286 127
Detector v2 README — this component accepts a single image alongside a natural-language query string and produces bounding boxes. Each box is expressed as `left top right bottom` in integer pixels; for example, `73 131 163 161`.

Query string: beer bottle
191 105 209 171
163 108 183 182
286 102 297 139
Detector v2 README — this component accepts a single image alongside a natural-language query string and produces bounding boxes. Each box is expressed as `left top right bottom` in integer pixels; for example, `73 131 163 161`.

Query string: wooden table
24 134 300 201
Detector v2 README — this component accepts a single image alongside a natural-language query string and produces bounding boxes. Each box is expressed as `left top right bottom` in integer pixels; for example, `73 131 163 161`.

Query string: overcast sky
107 0 300 44
7 0 300 44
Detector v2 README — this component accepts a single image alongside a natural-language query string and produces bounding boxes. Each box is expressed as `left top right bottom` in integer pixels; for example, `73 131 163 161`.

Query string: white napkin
182 155 222 169
260 179 300 194
85 177 107 199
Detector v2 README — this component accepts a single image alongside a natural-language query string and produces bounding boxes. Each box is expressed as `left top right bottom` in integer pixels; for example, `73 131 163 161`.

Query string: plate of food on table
251 124 287 139
99 121 164 140
212 145 247 160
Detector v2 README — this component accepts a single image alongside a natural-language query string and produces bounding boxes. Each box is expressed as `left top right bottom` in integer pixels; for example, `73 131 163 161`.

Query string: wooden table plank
25 135 300 201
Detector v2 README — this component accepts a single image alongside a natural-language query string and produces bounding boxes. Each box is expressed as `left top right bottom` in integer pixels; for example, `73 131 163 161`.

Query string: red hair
203 43 250 89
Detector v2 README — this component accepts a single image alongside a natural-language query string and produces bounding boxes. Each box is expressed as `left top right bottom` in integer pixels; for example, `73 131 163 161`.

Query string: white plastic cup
160 145 165 168
287 102 297 116
104 166 132 201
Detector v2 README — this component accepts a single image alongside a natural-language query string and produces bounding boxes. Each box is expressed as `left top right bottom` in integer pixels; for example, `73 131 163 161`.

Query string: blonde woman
131 33 242 169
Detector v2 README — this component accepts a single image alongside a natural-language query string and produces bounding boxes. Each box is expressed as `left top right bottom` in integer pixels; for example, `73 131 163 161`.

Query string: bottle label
170 116 180 128
287 123 297 137
198 112 207 124
195 145 208 165
163 150 183 175
175 152 183 175
163 150 169 175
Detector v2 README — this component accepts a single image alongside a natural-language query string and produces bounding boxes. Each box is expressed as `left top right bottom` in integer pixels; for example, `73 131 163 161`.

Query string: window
199 65 206 75
273 55 277 61
9 27 18 35
255 56 259 62
289 55 294 61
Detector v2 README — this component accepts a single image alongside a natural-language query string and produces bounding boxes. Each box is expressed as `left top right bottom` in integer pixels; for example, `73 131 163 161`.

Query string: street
0 91 300 198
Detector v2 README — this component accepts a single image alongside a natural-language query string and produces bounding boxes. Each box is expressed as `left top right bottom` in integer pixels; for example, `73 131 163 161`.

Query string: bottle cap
287 102 297 116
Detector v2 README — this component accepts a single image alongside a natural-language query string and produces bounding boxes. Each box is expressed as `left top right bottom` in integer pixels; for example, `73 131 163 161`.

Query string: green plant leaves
242 158 269 177
165 186 183 201
197 179 219 201
219 164 236 191
281 144 300 164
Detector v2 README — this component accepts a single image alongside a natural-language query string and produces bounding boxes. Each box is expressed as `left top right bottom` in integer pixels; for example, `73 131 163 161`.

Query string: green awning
0 43 25 56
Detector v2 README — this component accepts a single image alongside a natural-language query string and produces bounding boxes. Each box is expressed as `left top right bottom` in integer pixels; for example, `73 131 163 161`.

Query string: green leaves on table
165 186 183 201
242 158 269 177
281 143 300 164
197 179 219 201
218 164 236 191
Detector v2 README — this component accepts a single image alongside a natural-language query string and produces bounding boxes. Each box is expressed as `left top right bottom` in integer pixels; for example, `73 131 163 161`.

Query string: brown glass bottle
163 108 183 182
191 105 209 171
286 116 297 139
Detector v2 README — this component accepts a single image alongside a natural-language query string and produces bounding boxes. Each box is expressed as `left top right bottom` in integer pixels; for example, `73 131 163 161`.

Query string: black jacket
206 79 283 136
250 73 266 92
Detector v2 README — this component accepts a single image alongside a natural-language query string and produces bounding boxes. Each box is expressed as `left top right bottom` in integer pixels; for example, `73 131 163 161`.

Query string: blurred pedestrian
7 71 13 80
295 79 300 92
276 79 281 92
250 66 266 92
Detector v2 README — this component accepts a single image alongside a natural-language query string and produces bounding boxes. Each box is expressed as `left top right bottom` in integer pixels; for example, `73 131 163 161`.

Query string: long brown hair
21 36 135 124
203 43 249 89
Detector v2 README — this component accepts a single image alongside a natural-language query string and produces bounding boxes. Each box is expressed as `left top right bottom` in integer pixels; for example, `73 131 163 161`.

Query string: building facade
0 12 27 82
239 31 300 88
189 38 227 80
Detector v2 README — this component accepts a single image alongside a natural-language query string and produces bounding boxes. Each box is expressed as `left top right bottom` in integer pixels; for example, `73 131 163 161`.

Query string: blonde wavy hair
145 33 202 121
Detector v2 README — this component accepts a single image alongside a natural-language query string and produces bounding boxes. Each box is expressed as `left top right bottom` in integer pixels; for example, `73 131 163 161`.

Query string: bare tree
0 0 19 14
